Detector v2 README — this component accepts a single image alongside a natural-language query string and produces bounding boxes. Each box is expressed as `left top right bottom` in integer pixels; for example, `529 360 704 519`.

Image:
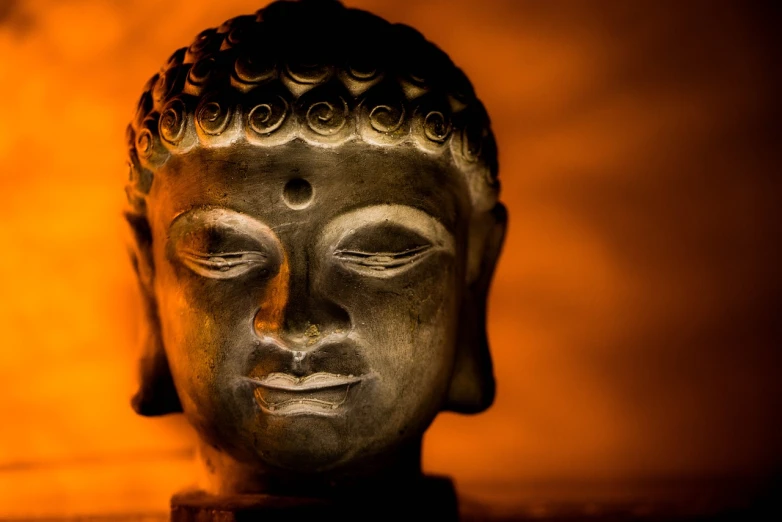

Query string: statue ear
125 212 183 416
445 203 507 413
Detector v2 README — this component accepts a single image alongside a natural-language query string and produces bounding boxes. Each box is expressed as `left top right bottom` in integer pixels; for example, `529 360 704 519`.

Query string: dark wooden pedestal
170 475 459 521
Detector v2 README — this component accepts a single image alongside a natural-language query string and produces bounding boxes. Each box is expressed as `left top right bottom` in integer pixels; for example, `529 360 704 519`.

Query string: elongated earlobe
445 203 507 413
126 213 183 416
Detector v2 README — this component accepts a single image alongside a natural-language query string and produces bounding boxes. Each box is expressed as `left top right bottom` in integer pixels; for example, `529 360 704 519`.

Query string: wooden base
171 475 458 521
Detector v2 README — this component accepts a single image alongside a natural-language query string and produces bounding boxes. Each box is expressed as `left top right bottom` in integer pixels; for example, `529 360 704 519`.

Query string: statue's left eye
177 249 268 279
334 245 431 271
333 224 434 277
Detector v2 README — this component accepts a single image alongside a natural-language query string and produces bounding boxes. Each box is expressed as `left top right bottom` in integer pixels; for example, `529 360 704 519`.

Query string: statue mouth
250 372 364 416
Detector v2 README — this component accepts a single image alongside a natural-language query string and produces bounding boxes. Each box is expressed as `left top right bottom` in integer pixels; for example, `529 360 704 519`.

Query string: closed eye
178 249 268 279
334 244 432 273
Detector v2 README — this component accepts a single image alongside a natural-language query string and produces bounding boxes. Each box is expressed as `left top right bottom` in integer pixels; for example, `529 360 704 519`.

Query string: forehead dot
282 178 314 210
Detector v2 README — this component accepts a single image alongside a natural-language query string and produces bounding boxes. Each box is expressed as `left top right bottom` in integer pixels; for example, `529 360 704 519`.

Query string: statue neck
176 438 458 520
195 437 424 497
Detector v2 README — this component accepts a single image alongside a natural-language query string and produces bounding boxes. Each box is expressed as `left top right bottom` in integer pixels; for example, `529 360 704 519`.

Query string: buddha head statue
125 0 505 495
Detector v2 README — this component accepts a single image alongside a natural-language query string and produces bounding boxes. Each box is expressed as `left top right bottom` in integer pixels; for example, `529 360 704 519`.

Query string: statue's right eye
176 248 269 279
167 208 283 280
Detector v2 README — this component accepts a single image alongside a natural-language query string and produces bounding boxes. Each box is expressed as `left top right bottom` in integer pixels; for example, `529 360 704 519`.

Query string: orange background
0 0 780 518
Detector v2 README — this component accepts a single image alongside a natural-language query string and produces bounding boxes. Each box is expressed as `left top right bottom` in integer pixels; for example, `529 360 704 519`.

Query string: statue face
146 141 471 472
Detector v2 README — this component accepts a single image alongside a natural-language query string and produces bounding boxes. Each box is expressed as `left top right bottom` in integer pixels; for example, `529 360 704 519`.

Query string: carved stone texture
124 0 506 512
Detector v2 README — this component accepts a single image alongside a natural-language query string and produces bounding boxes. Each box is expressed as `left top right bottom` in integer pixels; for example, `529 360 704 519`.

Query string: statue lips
251 372 364 416
244 336 372 416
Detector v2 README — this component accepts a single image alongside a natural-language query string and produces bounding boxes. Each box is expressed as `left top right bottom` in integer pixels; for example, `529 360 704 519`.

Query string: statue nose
253 247 350 348
278 294 351 349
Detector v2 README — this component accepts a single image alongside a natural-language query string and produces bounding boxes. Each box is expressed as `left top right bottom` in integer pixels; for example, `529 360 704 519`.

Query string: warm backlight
1 0 779 518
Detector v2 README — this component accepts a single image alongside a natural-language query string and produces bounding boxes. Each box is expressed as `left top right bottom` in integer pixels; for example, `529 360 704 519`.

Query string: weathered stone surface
125 0 505 513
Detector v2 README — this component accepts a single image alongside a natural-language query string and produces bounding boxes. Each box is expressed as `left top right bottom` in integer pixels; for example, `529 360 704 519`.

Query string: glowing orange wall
1 0 779 517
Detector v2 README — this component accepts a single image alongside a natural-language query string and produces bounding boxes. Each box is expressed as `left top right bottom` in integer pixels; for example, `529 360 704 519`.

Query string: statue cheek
409 254 459 326
156 256 286 396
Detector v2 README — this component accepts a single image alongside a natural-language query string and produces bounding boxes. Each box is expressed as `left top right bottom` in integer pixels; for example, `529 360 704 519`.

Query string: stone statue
125 0 505 518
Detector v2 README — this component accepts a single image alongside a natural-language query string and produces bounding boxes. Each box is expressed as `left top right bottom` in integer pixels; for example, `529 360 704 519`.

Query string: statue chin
125 0 505 516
